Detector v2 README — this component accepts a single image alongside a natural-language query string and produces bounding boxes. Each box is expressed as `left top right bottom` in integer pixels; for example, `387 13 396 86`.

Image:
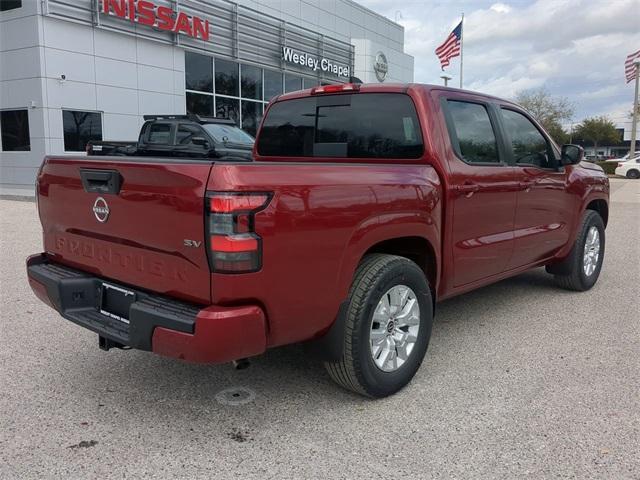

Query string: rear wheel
548 210 605 291
626 169 640 179
324 254 433 398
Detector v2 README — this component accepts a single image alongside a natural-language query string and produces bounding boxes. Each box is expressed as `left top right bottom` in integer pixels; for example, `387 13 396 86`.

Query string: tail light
206 192 271 273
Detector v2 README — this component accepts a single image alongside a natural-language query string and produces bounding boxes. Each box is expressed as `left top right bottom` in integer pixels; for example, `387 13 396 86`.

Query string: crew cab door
497 107 574 268
440 97 518 287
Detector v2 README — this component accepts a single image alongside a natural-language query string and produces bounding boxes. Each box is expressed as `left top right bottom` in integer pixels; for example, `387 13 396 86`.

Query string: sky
358 0 640 128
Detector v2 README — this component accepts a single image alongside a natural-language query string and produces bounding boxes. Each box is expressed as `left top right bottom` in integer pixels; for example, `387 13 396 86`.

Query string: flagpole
459 13 464 89
630 61 639 158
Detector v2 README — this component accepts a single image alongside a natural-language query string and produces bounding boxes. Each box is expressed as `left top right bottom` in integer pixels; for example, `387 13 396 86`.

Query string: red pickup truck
27 83 609 397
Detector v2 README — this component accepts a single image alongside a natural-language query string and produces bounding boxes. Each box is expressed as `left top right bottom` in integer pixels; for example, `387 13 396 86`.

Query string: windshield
203 124 254 145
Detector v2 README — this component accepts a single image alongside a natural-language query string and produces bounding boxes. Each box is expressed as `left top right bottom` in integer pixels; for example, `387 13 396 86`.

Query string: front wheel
324 254 433 398
549 210 605 291
626 169 640 179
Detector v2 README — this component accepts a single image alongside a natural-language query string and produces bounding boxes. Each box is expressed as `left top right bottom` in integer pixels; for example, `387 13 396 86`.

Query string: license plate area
100 283 135 324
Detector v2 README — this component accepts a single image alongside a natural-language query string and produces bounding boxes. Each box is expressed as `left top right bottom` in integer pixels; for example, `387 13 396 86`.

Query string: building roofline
347 0 405 31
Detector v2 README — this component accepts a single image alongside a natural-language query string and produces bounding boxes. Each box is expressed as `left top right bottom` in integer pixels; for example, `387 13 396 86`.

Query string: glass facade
185 51 333 136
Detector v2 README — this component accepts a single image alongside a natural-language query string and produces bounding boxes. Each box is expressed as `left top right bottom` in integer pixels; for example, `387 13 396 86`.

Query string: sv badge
183 239 202 248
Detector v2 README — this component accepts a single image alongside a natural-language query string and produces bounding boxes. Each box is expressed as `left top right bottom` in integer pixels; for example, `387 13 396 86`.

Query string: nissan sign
102 0 211 41
374 52 388 82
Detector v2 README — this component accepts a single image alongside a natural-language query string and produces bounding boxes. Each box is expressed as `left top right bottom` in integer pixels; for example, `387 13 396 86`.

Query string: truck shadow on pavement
59 267 570 413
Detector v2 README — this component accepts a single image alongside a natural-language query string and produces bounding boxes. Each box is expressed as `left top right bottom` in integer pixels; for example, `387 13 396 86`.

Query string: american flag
435 21 462 70
625 50 640 83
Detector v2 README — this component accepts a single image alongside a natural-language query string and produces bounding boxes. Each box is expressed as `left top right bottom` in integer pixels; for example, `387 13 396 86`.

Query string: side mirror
191 136 210 148
561 144 584 165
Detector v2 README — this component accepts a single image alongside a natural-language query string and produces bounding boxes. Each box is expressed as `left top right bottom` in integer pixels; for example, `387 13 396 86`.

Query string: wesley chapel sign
282 47 351 78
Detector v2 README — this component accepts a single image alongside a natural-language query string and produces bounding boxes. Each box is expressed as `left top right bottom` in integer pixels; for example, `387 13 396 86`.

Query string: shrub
595 161 617 175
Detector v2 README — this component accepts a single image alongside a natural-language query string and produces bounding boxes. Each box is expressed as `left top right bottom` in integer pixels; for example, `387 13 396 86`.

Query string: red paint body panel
37 157 213 304
152 305 266 363
30 84 610 363
207 162 442 347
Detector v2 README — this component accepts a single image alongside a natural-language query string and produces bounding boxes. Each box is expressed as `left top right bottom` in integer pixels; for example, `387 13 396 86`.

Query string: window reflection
186 92 214 117
185 52 213 93
241 101 263 136
216 97 240 125
241 64 262 101
264 69 283 101
63 110 102 152
215 59 239 97
285 74 303 93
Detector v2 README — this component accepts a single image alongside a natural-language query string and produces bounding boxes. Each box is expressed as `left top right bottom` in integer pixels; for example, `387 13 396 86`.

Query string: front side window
0 109 30 151
257 93 423 159
446 101 499 164
62 110 102 152
176 124 202 145
501 109 553 168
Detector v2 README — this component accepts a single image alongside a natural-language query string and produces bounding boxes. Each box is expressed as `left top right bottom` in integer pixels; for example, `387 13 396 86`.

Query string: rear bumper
26 254 266 363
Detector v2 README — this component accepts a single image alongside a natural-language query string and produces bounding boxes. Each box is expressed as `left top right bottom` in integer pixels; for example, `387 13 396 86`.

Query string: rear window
257 93 423 159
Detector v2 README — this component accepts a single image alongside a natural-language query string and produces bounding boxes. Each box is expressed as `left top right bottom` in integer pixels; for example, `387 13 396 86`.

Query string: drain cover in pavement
215 387 256 406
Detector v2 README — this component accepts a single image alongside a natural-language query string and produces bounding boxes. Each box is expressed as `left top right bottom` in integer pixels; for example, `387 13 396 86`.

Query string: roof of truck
274 83 514 106
142 114 235 125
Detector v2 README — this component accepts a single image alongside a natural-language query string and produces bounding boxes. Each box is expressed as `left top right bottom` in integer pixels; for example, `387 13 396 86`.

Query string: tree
545 122 570 145
514 88 574 144
573 116 620 151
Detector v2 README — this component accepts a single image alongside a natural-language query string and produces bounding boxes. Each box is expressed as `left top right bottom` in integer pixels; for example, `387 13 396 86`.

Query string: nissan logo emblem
373 51 388 83
92 197 110 223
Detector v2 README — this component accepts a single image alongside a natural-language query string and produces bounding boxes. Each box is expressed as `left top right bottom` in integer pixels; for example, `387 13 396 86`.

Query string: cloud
358 0 640 123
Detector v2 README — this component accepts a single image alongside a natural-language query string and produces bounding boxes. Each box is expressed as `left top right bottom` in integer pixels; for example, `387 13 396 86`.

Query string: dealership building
0 0 414 195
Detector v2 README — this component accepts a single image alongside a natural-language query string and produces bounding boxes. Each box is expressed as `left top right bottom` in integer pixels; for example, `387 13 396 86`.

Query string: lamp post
629 61 639 158
441 75 452 87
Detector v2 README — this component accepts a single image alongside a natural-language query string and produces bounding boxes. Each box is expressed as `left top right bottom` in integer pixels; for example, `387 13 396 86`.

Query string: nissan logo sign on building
374 52 389 82
0 0 414 195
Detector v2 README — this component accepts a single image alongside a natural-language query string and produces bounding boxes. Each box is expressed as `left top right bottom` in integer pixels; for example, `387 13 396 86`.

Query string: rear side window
147 124 171 144
257 93 423 159
446 100 500 164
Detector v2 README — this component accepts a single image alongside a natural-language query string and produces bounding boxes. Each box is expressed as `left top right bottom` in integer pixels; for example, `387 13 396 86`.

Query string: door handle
79 169 122 195
455 182 480 196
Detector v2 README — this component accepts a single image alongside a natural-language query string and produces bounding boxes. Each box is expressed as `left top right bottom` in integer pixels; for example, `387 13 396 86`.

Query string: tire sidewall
626 169 640 179
353 260 432 397
576 212 605 289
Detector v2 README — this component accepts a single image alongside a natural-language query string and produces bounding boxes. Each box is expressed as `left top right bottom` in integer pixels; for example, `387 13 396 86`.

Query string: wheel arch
585 198 608 227
361 236 438 305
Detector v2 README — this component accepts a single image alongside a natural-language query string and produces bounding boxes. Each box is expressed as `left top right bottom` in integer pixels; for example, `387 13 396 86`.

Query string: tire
549 210 605 291
626 169 640 179
324 254 433 398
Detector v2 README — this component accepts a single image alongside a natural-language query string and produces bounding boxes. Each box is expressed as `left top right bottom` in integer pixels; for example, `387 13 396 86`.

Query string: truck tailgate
37 156 213 304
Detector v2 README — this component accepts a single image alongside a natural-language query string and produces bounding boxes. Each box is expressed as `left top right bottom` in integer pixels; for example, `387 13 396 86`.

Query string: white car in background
615 157 640 179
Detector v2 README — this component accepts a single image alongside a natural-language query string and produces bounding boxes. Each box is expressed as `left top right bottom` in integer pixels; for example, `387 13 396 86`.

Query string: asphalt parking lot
0 178 638 479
